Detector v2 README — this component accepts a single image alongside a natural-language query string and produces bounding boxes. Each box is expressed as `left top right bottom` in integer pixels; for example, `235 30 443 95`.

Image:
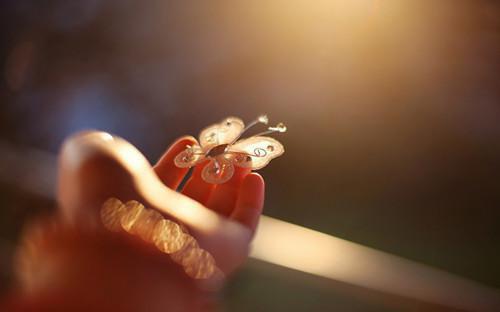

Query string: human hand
154 135 265 237
5 131 265 311
57 131 265 273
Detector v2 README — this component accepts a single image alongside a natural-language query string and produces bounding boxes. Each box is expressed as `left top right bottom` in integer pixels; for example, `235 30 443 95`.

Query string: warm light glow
100 197 218 280
251 216 500 311
29 131 500 309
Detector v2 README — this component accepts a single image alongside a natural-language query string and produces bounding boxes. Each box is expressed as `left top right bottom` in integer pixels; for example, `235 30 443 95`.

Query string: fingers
206 167 251 217
158 135 262 227
153 136 197 190
230 173 265 233
180 160 215 205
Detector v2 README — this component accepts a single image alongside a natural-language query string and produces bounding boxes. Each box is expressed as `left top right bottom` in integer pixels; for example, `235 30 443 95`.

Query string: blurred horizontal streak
1 142 499 310
251 216 500 311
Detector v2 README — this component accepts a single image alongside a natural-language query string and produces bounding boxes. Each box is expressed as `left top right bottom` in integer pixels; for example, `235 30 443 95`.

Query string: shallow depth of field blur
1 1 500 310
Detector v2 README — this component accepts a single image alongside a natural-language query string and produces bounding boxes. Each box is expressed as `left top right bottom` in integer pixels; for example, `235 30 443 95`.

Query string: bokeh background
1 0 500 310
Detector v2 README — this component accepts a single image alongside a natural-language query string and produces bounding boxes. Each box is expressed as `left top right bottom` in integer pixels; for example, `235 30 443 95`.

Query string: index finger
154 136 197 190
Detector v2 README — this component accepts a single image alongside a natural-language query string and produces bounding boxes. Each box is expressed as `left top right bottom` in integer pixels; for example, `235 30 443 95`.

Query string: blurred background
1 0 500 310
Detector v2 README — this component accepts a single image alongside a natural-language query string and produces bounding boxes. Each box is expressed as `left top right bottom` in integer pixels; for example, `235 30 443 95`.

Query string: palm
58 131 265 273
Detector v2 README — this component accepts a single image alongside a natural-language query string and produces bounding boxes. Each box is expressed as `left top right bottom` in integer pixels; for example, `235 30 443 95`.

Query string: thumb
57 131 147 226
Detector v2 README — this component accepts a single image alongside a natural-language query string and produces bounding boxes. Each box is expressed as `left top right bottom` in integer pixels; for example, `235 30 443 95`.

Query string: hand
58 131 265 273
154 135 265 236
4 131 265 311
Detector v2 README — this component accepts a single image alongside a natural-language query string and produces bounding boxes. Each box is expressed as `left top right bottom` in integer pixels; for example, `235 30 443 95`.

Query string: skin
155 135 264 227
3 132 265 311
